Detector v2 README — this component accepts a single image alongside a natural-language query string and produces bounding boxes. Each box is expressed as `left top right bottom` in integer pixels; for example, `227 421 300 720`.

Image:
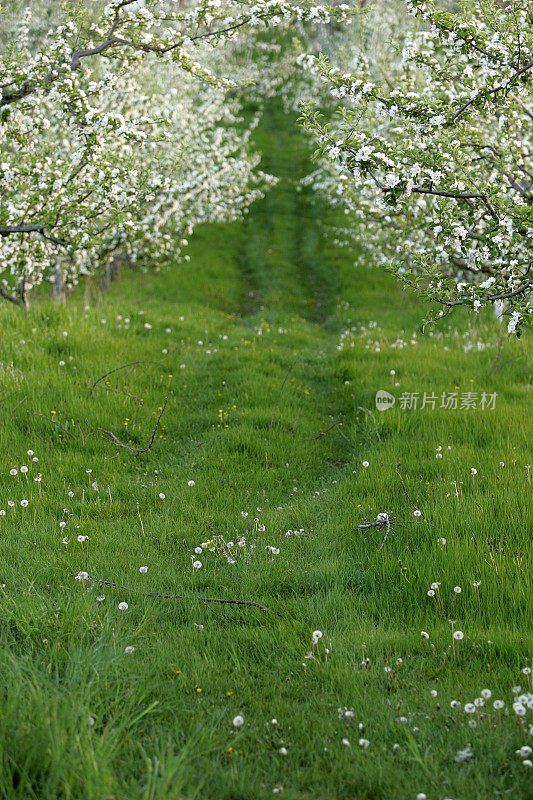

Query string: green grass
0 97 531 800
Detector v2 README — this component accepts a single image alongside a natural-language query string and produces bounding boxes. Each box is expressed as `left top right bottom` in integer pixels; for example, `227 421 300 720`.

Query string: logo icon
376 390 395 412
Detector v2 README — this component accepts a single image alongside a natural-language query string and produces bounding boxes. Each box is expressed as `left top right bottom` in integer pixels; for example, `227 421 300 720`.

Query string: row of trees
1 1 531 335
299 0 532 335
0 0 349 307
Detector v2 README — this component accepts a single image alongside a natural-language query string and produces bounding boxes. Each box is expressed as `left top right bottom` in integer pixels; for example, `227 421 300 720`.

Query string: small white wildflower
454 746 473 763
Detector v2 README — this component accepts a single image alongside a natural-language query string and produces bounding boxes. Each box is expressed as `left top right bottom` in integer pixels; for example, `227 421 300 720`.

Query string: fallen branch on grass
84 575 271 612
356 512 432 551
88 359 161 397
308 418 342 440
101 398 167 454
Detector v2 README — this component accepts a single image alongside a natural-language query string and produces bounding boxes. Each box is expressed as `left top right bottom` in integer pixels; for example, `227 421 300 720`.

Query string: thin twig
89 360 160 396
395 469 420 512
85 575 271 612
269 351 303 429
101 398 168 455
26 410 76 437
308 418 342 440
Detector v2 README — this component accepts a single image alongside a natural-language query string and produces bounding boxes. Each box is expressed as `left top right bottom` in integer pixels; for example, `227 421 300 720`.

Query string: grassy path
0 99 531 800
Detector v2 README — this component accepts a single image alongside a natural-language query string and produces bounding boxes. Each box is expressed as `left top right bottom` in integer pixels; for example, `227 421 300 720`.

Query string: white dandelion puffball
124 646 136 654
193 560 202 570
188 480 195 487
454 586 462 594
279 747 288 756
362 461 369 468
453 630 464 640
158 492 165 500
414 509 422 517
20 499 28 507
118 602 129 611
20 466 28 474
232 715 244 728
139 566 148 574
471 468 477 475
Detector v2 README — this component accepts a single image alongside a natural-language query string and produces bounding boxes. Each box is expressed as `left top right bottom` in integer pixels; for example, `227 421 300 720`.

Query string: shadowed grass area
0 98 531 800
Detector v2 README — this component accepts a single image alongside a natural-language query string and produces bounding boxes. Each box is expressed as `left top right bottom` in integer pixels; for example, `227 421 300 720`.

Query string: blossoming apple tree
299 0 532 335
0 0 351 307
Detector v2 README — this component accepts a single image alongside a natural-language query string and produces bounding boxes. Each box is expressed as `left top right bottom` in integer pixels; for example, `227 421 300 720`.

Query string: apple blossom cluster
298 0 532 335
0 0 352 307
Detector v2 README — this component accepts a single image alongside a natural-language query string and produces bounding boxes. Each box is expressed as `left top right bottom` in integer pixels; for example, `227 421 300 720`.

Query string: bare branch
84 575 271 612
88 360 161 396
101 398 168 455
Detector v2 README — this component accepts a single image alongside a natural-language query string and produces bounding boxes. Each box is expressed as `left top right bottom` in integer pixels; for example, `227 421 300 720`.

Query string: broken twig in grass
308 417 342 440
84 575 271 612
269 351 303 429
356 512 432 551
101 398 168 454
88 360 161 397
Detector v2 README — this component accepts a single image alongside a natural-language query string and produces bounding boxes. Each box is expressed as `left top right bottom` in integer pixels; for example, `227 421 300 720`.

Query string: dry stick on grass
309 418 342 440
269 351 303 429
88 360 161 397
85 575 272 612
395 469 420 513
101 398 168 454
356 514 433 551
